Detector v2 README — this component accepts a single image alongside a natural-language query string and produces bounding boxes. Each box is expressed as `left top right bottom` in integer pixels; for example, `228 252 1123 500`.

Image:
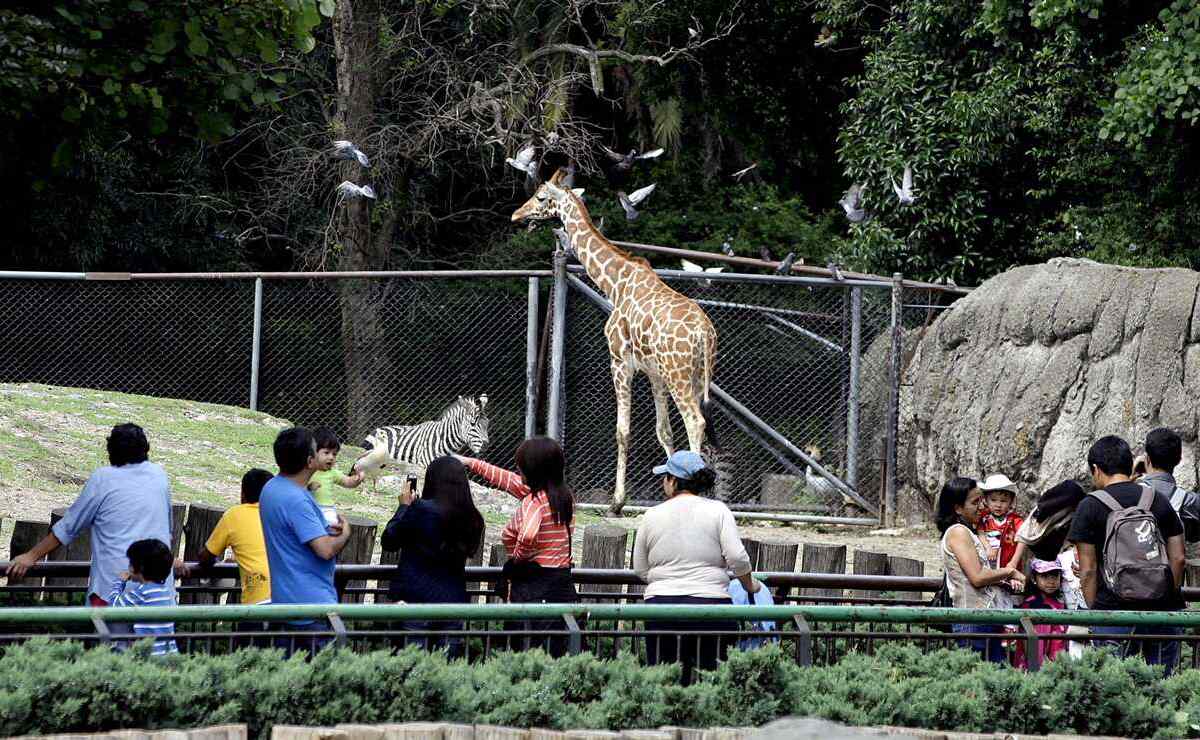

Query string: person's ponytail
675 467 717 495
516 437 575 526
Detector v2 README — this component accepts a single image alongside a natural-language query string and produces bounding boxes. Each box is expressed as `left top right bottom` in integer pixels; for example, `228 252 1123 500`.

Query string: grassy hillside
0 383 605 559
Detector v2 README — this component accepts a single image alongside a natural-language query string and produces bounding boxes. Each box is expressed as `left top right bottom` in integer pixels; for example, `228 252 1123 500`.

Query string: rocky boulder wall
898 258 1200 522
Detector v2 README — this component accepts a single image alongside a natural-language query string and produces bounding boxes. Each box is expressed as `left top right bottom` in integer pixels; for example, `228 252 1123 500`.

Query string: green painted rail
0 603 1196 627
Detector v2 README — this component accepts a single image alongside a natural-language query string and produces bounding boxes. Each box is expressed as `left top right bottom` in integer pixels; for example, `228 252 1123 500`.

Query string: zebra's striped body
363 395 489 467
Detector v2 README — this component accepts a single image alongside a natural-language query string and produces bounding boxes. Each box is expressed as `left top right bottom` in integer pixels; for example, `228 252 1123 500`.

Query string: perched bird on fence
505 145 539 188
839 184 866 223
827 262 844 281
332 140 371 168
775 252 797 275
731 163 758 181
721 241 735 257
336 181 377 200
680 258 726 288
617 183 656 221
892 164 915 205
759 246 775 263
347 445 393 493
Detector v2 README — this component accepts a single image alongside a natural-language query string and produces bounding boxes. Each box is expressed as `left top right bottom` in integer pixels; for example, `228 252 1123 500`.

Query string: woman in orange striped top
460 436 578 655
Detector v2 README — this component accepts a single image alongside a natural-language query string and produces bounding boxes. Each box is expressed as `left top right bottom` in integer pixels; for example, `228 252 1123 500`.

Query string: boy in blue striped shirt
107 539 179 655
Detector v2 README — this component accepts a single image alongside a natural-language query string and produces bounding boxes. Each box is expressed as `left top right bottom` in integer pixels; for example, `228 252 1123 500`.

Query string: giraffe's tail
699 332 720 452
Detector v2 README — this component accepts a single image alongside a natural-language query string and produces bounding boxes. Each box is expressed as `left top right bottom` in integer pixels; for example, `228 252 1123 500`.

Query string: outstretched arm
461 457 531 500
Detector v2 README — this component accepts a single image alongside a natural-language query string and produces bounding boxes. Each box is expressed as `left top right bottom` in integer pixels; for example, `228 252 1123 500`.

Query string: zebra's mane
439 396 479 420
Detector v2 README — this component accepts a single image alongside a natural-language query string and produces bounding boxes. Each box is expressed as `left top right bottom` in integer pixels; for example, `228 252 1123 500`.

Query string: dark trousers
952 623 1007 663
504 566 579 658
271 619 332 659
397 620 466 659
1092 624 1183 675
644 595 737 686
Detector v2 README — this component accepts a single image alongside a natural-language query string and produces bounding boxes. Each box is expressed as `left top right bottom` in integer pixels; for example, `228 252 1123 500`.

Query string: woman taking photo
460 437 577 656
633 450 758 685
381 455 484 657
936 476 1024 663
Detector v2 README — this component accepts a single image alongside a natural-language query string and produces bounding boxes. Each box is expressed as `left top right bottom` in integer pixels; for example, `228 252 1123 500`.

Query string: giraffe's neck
557 194 631 298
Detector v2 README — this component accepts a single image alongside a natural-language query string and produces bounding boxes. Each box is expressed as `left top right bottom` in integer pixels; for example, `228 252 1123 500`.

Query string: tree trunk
332 0 396 440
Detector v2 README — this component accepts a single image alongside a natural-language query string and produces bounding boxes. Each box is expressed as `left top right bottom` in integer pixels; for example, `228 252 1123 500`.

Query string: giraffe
512 168 717 514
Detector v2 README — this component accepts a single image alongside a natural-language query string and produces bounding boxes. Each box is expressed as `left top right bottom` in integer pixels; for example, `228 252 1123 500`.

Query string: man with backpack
1138 428 1200 556
1068 435 1187 674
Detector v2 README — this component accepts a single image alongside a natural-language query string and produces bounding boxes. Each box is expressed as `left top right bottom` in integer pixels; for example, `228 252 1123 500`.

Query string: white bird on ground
680 258 726 287
505 145 539 182
618 183 656 221
892 164 915 205
336 181 377 200
348 445 394 493
839 184 866 222
332 140 371 168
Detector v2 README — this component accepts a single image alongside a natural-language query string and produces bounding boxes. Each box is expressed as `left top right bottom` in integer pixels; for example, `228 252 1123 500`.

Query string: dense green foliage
5 640 1200 738
1 0 1197 282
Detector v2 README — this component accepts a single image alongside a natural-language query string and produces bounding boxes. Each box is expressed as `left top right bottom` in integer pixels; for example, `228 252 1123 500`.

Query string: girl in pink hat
1013 557 1070 669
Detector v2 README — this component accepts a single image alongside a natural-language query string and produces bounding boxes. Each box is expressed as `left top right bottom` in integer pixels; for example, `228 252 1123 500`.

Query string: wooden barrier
757 541 799 600
580 525 628 601
851 550 889 600
800 543 847 602
339 515 378 604
7 520 50 589
170 502 188 557
740 538 762 571
489 543 509 602
887 555 926 600
47 508 90 592
180 503 226 605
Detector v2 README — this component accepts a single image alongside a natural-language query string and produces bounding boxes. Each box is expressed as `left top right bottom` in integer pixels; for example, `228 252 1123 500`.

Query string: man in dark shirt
1068 435 1186 673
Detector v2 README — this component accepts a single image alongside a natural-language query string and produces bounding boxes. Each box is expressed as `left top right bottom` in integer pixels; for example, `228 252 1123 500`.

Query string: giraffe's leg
611 359 634 516
649 375 675 458
669 379 706 454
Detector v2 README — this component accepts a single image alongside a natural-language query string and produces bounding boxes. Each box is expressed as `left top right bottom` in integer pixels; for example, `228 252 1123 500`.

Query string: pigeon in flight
814 26 836 48
776 252 797 275
731 163 758 181
332 140 370 168
680 258 726 288
505 145 539 183
839 184 866 223
892 164 915 205
617 183 656 221
336 181 377 200
601 146 664 174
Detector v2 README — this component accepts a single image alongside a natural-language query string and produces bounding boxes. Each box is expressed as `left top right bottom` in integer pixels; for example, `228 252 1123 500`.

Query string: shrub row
3 640 1200 739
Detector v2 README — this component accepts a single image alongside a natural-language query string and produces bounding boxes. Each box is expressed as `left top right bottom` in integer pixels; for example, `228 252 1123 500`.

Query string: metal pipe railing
0 603 1196 628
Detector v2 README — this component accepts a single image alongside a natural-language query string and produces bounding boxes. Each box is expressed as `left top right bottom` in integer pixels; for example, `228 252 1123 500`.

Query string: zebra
362 394 490 468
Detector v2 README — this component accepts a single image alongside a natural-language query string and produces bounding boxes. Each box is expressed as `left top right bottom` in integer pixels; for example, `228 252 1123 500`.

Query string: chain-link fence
0 264 966 522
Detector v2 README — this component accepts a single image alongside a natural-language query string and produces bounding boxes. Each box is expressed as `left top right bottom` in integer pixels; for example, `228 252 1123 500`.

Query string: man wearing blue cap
634 450 759 684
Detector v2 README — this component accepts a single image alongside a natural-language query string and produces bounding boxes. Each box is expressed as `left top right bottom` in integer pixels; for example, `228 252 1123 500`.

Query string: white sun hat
979 473 1017 494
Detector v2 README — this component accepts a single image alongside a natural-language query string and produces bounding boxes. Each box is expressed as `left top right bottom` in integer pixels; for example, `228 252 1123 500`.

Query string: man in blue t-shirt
259 427 352 656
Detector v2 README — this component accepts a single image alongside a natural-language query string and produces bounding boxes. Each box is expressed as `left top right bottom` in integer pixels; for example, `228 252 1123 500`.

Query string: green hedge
3 640 1200 738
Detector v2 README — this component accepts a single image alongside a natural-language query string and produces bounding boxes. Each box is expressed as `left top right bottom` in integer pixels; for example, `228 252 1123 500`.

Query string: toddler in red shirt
978 473 1026 570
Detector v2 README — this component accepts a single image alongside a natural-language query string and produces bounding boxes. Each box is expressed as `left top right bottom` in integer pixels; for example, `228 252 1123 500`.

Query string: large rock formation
898 258 1200 522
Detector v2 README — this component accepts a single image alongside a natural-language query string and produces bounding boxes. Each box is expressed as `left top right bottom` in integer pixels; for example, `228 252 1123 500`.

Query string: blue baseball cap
652 450 708 479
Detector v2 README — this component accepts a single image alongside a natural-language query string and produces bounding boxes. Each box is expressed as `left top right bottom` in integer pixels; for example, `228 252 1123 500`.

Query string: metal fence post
249 277 263 411
547 253 568 441
884 273 903 527
526 277 540 438
846 287 862 491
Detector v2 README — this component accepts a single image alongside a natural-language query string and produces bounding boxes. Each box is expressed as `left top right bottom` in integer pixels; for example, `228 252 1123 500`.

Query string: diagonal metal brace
327 612 349 649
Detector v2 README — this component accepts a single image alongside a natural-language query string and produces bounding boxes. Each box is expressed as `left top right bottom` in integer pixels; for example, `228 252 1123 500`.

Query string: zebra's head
447 394 490 455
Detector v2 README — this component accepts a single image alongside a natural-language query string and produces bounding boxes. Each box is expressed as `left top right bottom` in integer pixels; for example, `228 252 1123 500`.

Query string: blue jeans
271 619 332 659
1091 624 1183 675
952 623 1006 663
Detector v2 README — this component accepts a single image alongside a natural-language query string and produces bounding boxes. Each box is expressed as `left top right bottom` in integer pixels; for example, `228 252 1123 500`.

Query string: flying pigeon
617 183 656 221
839 184 866 222
601 146 664 174
332 140 370 168
892 164 915 205
775 252 797 275
688 26 700 39
336 181 377 200
814 26 837 48
505 145 539 181
720 241 735 257
680 258 726 288
731 163 758 181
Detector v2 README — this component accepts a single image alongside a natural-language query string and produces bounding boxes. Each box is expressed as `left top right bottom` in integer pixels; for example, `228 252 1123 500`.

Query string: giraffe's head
511 168 583 225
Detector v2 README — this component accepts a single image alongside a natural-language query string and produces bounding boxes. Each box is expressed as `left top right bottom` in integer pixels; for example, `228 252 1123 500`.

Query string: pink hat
1030 557 1064 574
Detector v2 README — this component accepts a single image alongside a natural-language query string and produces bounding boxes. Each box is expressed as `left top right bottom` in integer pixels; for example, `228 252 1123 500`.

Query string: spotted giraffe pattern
512 169 717 513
